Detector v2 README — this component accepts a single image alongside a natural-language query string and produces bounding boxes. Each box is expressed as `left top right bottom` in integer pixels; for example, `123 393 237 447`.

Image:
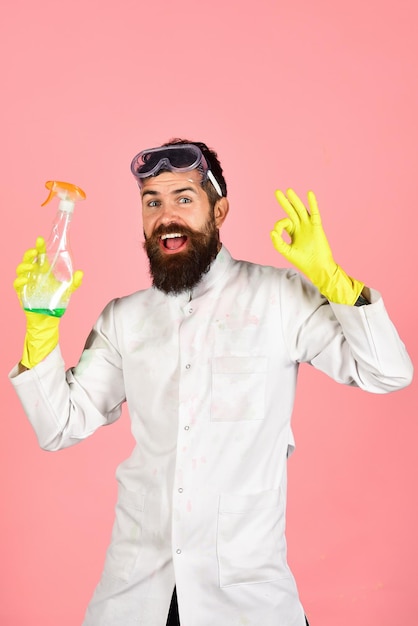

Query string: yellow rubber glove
14 237 83 368
270 189 364 305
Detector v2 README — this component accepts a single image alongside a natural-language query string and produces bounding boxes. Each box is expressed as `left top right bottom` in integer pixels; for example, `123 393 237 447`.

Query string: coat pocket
103 485 146 582
217 489 290 587
211 356 267 422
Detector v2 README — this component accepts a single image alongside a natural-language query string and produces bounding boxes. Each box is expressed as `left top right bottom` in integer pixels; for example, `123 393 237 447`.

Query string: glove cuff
21 313 60 369
320 265 364 305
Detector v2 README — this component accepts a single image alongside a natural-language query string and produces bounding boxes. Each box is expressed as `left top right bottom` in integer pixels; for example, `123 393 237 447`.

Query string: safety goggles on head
130 143 223 197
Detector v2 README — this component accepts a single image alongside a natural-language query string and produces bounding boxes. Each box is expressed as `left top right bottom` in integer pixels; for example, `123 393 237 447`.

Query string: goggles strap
207 170 223 197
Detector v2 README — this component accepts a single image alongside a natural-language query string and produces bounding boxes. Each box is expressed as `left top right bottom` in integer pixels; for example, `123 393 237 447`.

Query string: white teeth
161 233 182 239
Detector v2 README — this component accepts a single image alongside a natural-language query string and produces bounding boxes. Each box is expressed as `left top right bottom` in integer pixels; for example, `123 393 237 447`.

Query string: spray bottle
22 181 86 317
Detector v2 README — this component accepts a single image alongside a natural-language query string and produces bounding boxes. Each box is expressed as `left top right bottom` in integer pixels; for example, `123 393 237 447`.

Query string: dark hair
162 137 227 206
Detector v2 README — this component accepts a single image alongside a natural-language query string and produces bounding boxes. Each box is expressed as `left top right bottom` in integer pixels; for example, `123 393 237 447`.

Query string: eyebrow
142 186 199 199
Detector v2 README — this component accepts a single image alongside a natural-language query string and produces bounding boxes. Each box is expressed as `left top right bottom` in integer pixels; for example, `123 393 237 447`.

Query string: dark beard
143 214 219 295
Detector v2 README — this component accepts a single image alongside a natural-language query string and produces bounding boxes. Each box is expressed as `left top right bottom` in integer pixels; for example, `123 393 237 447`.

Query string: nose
159 200 180 225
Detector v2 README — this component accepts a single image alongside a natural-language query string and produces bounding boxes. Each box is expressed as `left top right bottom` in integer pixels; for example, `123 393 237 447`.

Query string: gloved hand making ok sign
270 189 364 305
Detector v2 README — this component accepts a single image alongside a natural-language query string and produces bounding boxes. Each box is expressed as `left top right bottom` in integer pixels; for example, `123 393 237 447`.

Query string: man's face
141 170 228 294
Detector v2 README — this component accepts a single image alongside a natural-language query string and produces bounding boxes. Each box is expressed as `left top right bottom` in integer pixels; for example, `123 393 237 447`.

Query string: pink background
1 0 417 624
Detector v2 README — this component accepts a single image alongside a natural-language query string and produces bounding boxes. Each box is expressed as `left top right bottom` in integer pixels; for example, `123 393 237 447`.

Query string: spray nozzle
42 180 86 213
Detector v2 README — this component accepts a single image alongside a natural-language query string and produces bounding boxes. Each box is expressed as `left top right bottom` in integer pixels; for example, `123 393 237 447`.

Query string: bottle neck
47 209 73 250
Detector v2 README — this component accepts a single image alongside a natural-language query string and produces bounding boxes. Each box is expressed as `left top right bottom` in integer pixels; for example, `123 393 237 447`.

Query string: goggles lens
130 144 223 196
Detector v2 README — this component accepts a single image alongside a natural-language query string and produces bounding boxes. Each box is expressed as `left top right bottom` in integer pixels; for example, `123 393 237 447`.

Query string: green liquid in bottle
24 307 66 318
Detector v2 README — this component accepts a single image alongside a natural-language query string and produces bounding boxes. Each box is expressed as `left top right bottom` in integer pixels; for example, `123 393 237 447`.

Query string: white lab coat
10 246 413 626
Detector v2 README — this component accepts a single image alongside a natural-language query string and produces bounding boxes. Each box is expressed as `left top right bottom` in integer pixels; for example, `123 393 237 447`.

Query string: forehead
140 169 204 197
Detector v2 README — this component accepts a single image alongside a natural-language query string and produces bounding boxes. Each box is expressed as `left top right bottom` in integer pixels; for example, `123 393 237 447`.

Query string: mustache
147 222 196 241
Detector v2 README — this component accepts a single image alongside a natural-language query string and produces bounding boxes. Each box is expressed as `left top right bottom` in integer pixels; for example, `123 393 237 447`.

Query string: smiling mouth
160 232 188 252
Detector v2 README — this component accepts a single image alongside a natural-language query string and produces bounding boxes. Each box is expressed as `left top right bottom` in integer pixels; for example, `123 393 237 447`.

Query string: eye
179 197 192 204
146 199 160 208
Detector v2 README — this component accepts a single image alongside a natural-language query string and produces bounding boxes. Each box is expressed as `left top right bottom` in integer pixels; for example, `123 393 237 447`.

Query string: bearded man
10 139 413 626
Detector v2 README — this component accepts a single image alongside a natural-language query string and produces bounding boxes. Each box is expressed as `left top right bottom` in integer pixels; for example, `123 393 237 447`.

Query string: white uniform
9 246 413 626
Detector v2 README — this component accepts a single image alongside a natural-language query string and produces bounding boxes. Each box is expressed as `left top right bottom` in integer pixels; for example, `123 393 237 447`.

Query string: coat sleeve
9 299 126 451
279 271 413 393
